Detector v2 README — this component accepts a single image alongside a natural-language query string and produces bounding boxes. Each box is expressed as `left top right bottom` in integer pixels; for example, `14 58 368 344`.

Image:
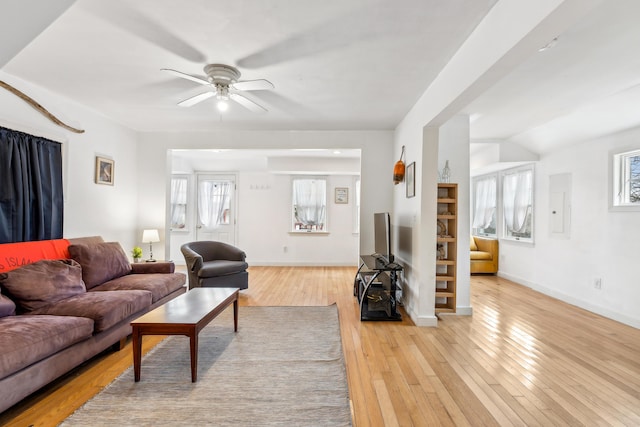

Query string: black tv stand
354 255 402 321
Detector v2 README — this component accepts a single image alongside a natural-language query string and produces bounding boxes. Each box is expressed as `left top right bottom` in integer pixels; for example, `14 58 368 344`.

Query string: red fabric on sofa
0 239 70 273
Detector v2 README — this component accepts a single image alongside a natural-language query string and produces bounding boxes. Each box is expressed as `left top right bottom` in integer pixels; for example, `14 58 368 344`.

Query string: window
613 149 640 207
170 175 188 230
502 165 534 242
472 174 497 237
292 177 327 231
198 179 232 227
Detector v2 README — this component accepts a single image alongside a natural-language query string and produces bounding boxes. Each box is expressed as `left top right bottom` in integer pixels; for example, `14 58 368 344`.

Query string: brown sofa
0 236 186 413
470 235 499 274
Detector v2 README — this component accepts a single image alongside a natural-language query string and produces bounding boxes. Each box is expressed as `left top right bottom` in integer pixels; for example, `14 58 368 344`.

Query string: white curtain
170 177 187 229
198 181 231 228
293 179 326 227
472 176 496 228
503 169 532 233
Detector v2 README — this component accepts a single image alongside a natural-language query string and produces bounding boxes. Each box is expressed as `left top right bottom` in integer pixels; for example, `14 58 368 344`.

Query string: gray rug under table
61 305 352 426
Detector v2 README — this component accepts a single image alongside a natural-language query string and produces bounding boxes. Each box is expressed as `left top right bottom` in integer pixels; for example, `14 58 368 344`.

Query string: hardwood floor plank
2 269 640 427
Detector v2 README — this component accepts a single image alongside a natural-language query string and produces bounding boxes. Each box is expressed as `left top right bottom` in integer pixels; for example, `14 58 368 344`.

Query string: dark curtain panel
0 127 64 243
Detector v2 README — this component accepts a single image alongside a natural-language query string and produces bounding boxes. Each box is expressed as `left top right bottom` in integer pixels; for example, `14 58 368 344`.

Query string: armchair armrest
130 261 175 274
473 236 499 256
197 242 246 262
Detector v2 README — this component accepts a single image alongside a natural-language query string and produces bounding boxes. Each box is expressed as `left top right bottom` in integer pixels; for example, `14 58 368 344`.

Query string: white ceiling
3 0 495 132
3 0 640 156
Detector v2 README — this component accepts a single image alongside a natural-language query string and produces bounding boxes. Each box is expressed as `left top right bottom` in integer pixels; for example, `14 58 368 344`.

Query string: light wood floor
1 267 639 426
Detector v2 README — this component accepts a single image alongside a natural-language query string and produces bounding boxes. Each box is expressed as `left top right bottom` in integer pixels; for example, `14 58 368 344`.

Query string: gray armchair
180 241 249 290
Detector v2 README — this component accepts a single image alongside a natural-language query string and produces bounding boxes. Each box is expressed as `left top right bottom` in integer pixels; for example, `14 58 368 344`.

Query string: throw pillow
68 242 131 289
0 259 85 312
470 236 478 251
0 291 16 317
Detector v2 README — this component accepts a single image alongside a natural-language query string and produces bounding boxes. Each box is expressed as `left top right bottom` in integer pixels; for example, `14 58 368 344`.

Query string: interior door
195 173 237 245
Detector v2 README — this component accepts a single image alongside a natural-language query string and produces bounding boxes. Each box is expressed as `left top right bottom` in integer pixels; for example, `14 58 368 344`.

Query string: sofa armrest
473 236 499 257
130 261 175 274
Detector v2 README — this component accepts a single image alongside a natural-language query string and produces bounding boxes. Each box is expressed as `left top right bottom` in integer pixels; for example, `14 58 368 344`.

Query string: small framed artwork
95 156 114 185
335 187 349 204
406 162 415 198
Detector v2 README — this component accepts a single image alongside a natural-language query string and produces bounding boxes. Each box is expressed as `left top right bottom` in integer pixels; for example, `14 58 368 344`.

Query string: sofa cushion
29 290 152 333
0 292 16 317
470 236 478 251
198 260 248 278
0 314 94 380
68 242 132 289
470 251 493 261
0 239 70 273
90 273 185 303
0 259 86 312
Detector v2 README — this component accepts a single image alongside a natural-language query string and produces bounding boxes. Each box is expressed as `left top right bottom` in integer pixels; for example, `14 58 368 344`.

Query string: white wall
169 166 359 266
240 173 359 266
137 130 394 263
438 116 471 315
498 125 640 328
0 72 140 253
391 0 597 326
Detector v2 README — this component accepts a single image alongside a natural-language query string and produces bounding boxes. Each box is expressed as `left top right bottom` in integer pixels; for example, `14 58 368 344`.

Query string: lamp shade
141 229 160 243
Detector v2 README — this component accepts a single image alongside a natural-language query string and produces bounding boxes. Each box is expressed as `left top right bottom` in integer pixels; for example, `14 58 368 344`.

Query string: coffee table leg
189 330 198 382
132 327 142 382
233 299 238 332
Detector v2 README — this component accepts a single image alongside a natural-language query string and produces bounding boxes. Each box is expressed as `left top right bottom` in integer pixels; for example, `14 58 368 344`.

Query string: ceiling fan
162 64 274 112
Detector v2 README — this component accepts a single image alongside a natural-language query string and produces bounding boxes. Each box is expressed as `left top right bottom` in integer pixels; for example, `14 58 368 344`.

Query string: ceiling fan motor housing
204 64 241 85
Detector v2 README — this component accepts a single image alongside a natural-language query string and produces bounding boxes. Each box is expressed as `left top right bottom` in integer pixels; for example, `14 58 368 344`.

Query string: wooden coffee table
131 287 239 382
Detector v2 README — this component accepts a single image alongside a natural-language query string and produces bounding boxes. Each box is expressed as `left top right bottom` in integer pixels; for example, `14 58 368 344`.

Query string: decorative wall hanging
0 80 85 134
335 187 348 204
393 145 406 185
406 162 415 198
95 156 114 185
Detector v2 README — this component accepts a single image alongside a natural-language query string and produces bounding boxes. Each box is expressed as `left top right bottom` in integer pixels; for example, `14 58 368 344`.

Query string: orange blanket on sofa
0 239 70 272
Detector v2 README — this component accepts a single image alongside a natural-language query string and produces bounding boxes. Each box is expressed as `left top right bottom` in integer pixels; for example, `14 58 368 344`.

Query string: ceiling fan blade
230 93 267 113
232 79 275 91
161 68 210 86
178 91 215 107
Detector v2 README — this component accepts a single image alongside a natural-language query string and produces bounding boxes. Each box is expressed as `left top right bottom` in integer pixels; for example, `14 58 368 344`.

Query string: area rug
61 305 351 426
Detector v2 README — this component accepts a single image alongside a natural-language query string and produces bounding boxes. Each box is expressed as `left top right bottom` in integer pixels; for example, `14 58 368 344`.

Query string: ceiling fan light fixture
216 98 229 112
215 84 230 112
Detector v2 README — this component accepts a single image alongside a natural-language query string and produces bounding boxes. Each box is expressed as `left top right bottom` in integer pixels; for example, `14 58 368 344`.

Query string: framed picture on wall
95 156 114 185
335 187 349 204
406 162 415 198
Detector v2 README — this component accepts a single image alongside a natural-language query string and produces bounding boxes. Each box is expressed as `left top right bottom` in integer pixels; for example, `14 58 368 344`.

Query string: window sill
289 231 329 235
609 204 640 212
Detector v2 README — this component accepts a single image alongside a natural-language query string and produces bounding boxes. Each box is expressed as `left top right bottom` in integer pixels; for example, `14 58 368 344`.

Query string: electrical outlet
594 278 602 290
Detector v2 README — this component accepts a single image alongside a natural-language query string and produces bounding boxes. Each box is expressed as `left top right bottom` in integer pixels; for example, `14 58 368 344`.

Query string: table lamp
142 229 160 262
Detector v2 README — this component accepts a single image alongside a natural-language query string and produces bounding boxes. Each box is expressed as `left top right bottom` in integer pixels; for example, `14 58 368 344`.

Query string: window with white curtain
292 177 327 232
198 180 231 228
170 175 188 231
472 174 497 237
612 148 640 207
502 165 534 242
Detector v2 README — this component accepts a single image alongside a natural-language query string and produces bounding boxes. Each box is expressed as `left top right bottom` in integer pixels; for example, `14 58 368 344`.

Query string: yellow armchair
470 236 499 274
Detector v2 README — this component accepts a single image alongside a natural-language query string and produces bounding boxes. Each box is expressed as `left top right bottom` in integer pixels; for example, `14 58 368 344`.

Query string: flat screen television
373 212 394 263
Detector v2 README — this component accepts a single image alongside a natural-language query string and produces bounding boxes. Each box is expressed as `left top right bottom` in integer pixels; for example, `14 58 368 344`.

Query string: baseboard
248 261 358 267
455 306 473 316
498 272 640 329
413 315 439 327
403 304 438 326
